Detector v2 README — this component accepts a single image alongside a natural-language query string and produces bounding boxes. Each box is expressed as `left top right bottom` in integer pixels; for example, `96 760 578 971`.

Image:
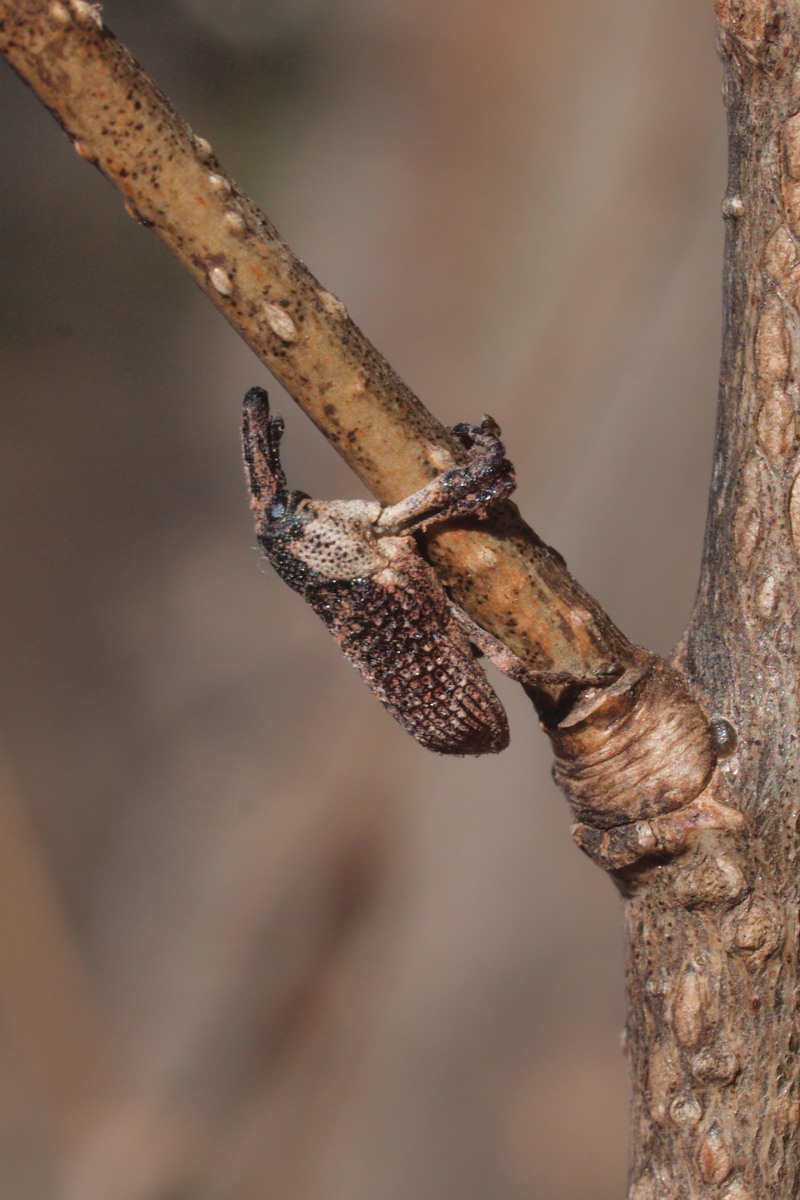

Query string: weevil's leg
448 603 538 684
375 418 516 534
242 387 287 509
449 417 502 448
448 602 623 691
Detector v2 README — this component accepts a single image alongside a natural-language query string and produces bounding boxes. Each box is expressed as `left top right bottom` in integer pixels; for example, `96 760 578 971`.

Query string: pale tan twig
0 0 636 689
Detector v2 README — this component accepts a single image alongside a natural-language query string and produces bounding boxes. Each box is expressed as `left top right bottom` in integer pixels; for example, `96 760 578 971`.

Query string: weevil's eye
267 497 289 521
709 716 738 758
267 490 311 525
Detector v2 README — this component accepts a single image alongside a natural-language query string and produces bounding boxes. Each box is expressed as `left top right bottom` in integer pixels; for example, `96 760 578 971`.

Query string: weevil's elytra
241 387 518 755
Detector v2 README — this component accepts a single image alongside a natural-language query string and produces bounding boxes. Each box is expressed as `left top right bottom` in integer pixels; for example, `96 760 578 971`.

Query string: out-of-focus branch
0 0 636 692
0 751 122 1140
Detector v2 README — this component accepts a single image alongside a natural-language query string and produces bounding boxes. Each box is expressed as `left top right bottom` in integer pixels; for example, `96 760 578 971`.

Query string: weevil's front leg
375 418 516 535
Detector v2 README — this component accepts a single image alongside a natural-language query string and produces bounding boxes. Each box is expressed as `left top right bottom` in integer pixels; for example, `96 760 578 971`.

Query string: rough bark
625 5 800 1196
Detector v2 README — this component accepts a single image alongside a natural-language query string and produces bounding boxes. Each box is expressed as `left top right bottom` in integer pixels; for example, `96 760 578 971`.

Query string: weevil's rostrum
241 387 518 754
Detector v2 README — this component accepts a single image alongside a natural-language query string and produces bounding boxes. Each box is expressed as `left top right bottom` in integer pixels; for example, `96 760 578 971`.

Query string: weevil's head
243 386 343 590
242 387 386 590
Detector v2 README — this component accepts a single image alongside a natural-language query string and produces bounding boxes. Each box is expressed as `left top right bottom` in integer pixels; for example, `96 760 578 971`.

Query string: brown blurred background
0 1 725 1196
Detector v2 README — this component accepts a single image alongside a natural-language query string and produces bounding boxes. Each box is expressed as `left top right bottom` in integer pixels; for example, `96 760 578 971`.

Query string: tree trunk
626 6 800 1195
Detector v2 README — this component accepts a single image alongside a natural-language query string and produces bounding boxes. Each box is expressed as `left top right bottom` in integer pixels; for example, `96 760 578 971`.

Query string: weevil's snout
242 386 289 510
242 386 276 443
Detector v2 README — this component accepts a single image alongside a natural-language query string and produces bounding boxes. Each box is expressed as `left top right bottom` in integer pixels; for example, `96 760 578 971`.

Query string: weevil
242 386 519 754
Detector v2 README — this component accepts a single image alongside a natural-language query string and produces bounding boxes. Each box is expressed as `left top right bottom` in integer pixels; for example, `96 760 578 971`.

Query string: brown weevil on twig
241 386 519 754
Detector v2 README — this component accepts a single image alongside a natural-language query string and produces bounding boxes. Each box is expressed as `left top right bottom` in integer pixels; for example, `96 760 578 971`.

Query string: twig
0 0 635 691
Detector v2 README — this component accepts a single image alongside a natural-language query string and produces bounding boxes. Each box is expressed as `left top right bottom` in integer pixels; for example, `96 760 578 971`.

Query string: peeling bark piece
571 788 747 873
548 655 717 830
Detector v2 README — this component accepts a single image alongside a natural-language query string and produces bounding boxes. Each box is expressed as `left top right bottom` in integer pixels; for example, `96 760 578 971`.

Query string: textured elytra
306 551 510 754
242 386 516 754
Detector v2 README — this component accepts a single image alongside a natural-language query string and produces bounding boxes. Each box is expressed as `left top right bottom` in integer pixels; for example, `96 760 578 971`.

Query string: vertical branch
625 4 800 1197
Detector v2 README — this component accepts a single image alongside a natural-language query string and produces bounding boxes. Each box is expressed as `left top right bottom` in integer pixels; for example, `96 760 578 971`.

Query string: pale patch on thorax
290 499 387 580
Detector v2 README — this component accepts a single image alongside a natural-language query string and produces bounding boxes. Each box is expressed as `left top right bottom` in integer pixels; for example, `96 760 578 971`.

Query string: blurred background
0 1 725 1196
